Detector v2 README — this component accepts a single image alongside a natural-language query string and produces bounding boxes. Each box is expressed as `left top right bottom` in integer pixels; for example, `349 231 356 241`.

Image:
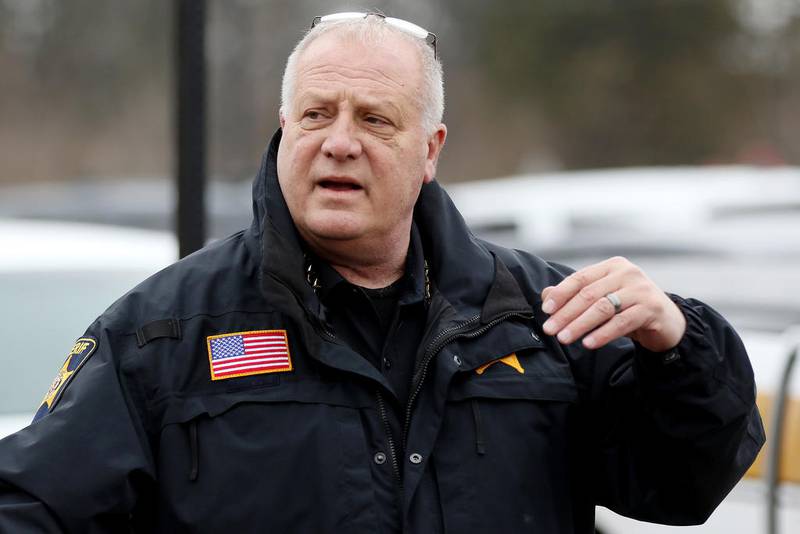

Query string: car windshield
0 270 152 415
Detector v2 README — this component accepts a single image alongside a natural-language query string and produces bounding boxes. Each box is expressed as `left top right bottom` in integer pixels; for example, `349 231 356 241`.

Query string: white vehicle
447 165 800 251
447 165 800 534
0 219 177 438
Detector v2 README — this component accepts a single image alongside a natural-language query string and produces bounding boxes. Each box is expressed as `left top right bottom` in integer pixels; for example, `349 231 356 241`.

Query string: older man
0 13 763 533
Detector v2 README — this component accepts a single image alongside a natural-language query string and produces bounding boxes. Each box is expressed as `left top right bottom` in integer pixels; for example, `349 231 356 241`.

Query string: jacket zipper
267 274 338 340
273 275 531 514
402 310 533 447
295 285 406 508
376 390 404 513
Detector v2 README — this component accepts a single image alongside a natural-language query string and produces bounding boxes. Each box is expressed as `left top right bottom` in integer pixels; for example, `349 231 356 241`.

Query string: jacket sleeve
0 321 155 533
578 293 765 525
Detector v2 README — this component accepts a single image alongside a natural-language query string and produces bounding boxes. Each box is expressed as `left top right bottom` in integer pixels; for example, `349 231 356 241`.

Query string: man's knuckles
577 285 600 306
562 271 590 293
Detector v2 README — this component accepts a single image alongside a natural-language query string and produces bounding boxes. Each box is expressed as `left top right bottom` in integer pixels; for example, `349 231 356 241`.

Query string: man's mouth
318 178 363 192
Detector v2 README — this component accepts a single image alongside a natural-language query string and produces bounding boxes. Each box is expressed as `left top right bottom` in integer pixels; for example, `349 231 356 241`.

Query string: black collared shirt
315 224 427 410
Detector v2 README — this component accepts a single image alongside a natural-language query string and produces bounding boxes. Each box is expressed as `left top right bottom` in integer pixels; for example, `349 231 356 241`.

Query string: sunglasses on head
311 12 437 59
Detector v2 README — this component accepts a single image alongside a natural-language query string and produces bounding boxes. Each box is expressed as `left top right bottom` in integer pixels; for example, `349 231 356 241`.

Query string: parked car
0 219 177 438
446 165 800 251
447 165 800 534
0 178 252 238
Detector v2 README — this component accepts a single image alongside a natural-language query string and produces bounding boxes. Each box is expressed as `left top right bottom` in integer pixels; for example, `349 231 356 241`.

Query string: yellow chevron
475 353 525 375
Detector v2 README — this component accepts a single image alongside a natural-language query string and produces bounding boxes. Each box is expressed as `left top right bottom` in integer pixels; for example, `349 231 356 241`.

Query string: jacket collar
249 128 531 324
313 222 427 307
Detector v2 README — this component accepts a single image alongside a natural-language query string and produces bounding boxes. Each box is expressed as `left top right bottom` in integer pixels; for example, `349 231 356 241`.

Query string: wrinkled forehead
293 31 425 103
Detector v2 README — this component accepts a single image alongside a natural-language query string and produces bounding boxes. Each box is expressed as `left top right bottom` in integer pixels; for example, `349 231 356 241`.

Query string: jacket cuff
633 293 718 379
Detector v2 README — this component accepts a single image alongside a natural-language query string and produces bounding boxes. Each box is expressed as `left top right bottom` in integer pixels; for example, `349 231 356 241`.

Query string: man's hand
540 257 687 352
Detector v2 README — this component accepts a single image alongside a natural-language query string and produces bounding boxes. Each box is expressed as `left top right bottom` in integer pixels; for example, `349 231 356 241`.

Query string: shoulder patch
207 329 292 380
33 337 98 422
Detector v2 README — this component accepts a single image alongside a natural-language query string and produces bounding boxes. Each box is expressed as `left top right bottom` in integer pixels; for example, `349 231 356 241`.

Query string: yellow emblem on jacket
39 337 98 413
475 352 525 375
41 359 74 409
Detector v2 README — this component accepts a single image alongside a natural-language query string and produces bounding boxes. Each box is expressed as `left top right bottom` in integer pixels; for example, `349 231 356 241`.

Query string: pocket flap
449 373 578 403
160 379 373 426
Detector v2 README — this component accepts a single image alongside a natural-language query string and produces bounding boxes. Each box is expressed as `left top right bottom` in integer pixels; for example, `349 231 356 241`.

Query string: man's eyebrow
356 98 404 118
297 90 406 117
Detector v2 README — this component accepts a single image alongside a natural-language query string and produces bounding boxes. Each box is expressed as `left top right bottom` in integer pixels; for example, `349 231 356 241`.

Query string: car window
0 270 152 415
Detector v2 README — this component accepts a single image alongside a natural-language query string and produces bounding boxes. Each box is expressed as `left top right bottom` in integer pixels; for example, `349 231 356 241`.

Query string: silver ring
605 292 622 314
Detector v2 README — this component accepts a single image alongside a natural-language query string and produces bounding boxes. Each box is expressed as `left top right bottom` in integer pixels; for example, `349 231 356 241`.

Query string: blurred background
1 1 799 533
0 0 796 191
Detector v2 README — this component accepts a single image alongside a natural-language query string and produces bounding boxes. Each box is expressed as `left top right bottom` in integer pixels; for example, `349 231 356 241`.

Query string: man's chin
304 219 366 243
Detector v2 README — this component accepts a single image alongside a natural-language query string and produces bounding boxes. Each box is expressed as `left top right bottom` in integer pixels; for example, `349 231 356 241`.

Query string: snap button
530 330 540 341
662 350 680 365
373 452 387 465
409 453 423 464
383 357 392 370
452 354 462 366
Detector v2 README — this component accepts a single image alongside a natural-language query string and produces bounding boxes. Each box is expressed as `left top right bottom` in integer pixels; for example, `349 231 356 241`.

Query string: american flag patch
207 330 292 380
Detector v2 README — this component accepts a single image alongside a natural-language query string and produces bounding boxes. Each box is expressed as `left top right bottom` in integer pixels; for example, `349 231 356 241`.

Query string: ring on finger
604 292 622 314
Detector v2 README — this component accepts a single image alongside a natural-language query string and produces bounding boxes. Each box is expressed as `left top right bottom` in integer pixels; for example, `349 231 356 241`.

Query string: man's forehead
295 31 423 91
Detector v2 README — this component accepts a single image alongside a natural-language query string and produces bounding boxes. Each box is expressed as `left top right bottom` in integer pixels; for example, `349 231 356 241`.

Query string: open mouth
319 180 362 192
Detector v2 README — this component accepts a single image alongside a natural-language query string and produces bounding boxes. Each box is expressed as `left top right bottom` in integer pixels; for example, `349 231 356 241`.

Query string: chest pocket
435 346 580 534
154 378 376 533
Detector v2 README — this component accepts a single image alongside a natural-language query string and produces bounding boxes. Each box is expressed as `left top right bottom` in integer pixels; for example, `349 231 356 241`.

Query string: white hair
280 15 444 134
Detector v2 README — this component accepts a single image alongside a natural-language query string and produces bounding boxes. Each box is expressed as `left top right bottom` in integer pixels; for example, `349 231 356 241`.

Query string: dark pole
766 344 798 534
175 0 207 258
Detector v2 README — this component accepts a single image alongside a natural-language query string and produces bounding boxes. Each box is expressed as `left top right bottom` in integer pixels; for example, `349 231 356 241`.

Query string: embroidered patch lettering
475 352 525 375
207 329 293 380
33 337 98 422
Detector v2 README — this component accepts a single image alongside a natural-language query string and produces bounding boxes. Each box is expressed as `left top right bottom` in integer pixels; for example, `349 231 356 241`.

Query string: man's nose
321 116 362 161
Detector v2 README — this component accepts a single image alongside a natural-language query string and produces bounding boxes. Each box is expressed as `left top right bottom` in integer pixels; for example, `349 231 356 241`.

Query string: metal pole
766 345 798 534
175 0 207 258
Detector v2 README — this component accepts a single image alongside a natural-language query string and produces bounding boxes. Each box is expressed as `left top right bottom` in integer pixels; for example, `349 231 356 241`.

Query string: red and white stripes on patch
207 330 292 380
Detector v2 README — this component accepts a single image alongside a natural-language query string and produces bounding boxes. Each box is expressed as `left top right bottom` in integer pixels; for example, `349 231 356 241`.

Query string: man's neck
329 260 404 289
306 233 410 289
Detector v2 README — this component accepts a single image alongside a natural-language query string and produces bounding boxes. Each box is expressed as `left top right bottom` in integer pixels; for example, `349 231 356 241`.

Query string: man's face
277 31 446 250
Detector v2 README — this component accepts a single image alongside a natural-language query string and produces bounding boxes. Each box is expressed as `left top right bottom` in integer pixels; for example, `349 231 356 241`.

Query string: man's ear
279 111 286 129
423 124 447 184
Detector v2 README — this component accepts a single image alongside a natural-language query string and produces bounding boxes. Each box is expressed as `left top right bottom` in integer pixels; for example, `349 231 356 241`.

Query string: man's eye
364 115 389 126
304 111 323 120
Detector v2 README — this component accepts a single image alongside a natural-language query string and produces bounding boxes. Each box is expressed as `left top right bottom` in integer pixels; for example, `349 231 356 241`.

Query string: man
0 13 763 533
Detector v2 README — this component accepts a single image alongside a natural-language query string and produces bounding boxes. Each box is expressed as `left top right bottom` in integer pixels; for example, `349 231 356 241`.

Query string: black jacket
0 130 764 533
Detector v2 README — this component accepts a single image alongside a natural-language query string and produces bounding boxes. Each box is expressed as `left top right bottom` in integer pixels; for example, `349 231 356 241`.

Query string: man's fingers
582 304 648 349
551 287 632 344
541 286 553 303
539 257 683 351
541 261 612 314
542 275 620 338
